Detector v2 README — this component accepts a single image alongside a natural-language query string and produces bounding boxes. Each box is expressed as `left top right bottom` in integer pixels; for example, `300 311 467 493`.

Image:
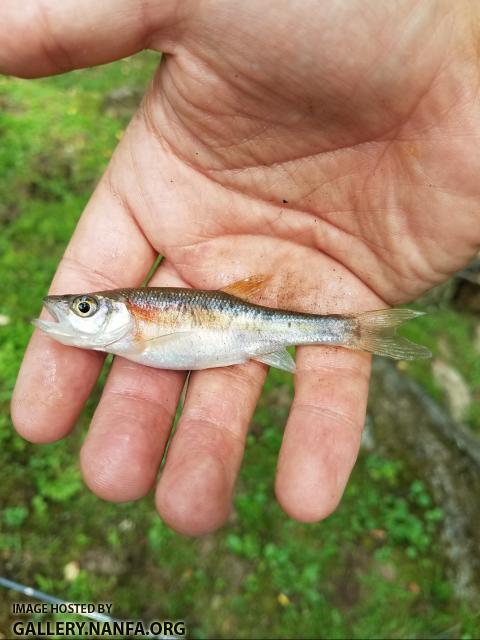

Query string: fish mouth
43 297 61 322
32 297 67 334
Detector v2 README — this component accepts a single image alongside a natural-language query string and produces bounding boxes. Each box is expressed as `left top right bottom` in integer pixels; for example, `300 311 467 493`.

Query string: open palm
7 0 480 534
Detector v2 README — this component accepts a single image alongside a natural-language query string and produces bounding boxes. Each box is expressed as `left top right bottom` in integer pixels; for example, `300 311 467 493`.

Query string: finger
0 0 184 78
80 264 186 502
275 346 371 522
80 357 185 502
156 360 267 536
11 177 156 443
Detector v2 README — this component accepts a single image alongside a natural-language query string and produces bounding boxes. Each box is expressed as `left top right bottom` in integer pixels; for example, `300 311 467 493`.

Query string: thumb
0 0 186 78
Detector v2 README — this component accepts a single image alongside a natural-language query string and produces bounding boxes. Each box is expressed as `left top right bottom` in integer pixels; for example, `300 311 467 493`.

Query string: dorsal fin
220 275 271 301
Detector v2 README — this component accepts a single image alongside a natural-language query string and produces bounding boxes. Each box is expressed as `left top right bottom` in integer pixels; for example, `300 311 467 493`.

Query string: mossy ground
0 53 479 639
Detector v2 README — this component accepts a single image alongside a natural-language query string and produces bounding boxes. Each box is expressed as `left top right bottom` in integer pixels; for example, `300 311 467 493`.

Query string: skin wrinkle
294 358 371 381
191 392 242 425
353 188 471 289
154 53 437 172
125 119 161 221
201 360 263 391
180 411 247 449
104 167 156 256
152 80 239 169
36 0 75 73
292 402 363 435
428 222 480 271
165 36 357 160
104 387 175 426
187 380 258 427
142 99 282 226
188 362 265 394
58 254 125 291
357 3 442 119
209 145 479 220
153 65 338 171
378 189 480 282
189 14 370 135
181 32 311 125
346 213 435 293
136 101 396 299
121 128 199 257
86 441 152 498
137 0 164 50
138 87 468 301
59 180 156 291
295 366 370 395
130 107 226 251
170 417 244 464
360 54 444 190
160 56 281 154
166 6 467 162
12 1 169 78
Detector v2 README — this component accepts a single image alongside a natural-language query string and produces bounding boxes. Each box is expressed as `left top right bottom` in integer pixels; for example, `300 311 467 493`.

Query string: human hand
6 0 480 534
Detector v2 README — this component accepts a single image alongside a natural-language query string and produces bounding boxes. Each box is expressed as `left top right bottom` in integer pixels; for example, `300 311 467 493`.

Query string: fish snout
42 295 70 322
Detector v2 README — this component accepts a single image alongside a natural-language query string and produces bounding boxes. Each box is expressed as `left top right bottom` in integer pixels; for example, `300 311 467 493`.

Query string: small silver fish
33 276 430 372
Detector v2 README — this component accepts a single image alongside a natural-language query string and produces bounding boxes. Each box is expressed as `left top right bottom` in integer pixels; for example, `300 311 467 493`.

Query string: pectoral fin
130 331 196 353
254 348 296 373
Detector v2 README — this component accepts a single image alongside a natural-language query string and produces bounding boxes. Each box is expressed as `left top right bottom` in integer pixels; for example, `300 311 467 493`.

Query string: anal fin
254 348 296 373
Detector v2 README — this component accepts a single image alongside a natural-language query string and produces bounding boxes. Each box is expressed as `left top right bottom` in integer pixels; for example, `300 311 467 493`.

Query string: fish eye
71 295 99 318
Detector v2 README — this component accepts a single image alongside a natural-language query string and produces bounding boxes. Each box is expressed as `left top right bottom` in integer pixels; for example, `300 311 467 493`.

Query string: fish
33 275 431 373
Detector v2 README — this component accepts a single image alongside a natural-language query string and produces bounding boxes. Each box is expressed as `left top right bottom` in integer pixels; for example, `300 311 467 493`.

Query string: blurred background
0 53 479 639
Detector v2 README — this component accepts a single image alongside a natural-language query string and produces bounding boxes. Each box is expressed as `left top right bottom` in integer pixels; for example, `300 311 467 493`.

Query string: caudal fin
353 309 431 360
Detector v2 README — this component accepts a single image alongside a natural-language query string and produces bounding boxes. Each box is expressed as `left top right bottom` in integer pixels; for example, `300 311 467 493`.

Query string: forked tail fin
353 309 431 360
